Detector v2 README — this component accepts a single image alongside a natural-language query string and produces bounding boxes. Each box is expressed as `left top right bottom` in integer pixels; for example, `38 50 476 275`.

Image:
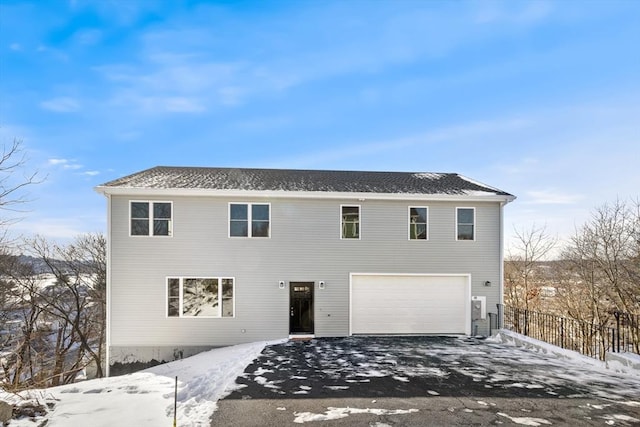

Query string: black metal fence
501 304 640 360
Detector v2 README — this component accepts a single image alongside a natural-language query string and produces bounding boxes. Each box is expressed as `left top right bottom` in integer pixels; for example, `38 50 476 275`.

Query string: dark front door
290 282 314 334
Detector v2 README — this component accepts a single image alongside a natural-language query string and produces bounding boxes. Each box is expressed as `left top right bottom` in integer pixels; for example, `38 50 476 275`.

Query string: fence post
560 317 564 349
614 311 621 353
611 327 616 355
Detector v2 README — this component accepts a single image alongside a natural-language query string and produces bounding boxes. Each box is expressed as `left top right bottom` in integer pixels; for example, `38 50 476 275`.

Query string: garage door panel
351 274 470 335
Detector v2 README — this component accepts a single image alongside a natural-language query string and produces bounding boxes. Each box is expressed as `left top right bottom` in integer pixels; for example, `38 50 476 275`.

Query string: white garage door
350 274 471 335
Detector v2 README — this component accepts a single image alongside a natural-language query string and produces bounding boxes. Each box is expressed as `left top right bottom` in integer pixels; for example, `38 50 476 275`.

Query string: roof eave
94 186 516 203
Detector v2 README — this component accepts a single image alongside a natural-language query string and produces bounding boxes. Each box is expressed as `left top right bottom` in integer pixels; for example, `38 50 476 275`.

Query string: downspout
499 201 506 331
105 192 112 377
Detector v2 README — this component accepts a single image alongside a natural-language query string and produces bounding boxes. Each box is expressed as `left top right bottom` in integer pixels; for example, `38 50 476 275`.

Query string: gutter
94 186 516 204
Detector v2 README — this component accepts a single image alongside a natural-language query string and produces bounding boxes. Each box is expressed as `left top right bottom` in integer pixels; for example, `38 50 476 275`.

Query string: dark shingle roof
97 166 514 198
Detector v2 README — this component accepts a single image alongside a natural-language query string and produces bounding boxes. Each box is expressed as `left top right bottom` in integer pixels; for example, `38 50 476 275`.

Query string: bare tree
0 139 42 235
0 139 46 389
0 255 43 389
0 234 107 390
561 199 640 317
26 234 107 379
504 224 557 311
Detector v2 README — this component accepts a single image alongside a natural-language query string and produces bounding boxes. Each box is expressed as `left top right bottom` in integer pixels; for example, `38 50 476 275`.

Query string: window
167 277 234 318
229 203 270 237
409 207 428 240
341 205 360 239
456 207 475 241
131 201 172 236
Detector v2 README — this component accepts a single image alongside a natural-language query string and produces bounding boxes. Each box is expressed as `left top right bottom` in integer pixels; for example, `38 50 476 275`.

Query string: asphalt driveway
211 336 640 426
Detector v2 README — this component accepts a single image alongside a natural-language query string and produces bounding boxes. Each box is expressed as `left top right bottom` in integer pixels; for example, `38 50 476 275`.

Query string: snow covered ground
1 332 639 426
1 339 284 427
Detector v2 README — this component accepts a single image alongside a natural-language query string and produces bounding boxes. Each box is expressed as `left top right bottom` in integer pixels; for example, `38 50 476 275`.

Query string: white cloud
40 97 80 113
12 218 89 241
47 158 83 170
109 92 206 114
525 190 584 205
500 157 540 175
276 116 533 168
9 43 21 51
73 29 102 46
94 3 514 114
474 1 553 25
163 97 205 113
230 116 292 132
48 158 70 166
81 170 100 176
96 54 243 112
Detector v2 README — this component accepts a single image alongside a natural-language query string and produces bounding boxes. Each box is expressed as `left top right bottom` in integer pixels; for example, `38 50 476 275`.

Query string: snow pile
1 339 282 427
491 329 640 377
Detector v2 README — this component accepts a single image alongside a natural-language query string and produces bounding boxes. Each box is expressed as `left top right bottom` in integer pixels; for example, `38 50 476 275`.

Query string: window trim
166 276 235 318
129 200 173 237
340 204 361 240
228 202 271 238
408 206 429 241
456 207 475 241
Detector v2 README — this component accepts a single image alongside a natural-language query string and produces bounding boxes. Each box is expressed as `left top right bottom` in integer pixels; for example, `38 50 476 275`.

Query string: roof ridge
151 165 455 175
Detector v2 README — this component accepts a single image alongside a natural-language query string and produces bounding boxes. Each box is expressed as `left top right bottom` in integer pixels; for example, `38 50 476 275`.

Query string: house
95 166 515 375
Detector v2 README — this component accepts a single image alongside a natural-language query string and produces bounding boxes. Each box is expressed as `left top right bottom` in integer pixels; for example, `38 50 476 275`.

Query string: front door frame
289 281 315 335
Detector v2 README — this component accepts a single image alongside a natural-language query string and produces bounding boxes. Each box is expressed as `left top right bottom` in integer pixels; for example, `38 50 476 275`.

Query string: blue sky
1 0 639 252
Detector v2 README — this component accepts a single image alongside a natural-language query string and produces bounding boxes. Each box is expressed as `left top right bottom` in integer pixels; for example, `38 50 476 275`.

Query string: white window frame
228 202 271 238
456 207 475 241
340 204 361 240
129 200 173 237
408 206 429 240
166 276 235 318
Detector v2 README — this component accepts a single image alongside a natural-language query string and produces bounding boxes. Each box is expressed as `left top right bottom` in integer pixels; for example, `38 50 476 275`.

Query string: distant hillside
1 255 70 275
16 255 60 274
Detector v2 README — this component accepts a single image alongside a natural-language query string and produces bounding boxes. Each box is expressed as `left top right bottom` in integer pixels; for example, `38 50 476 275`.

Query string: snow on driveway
220 334 640 425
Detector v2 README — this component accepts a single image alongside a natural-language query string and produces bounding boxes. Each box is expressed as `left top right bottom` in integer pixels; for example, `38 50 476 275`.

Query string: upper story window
167 277 234 318
229 203 270 237
409 207 428 240
456 207 475 241
130 201 172 236
341 205 360 239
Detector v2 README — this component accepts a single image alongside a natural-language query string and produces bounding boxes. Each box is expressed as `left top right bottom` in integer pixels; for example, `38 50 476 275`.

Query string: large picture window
409 207 428 240
167 277 234 318
456 207 475 241
229 203 270 237
341 205 360 239
131 201 172 236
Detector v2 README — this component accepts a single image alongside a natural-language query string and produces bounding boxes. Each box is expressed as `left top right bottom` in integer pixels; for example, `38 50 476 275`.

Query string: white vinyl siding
108 196 502 348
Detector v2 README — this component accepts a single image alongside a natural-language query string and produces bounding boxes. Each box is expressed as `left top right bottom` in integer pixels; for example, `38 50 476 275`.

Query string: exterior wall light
278 281 285 289
319 281 326 290
484 280 491 287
